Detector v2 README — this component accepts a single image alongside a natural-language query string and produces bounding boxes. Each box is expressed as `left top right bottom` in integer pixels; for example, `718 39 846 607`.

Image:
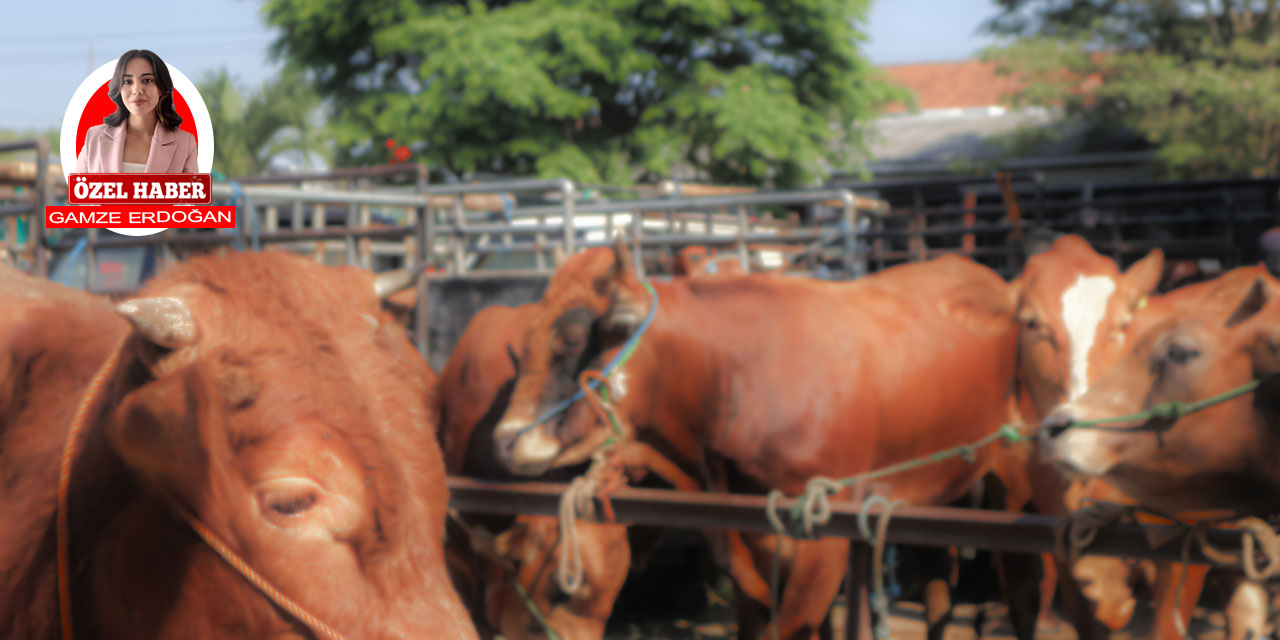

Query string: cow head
87 252 474 639
483 516 630 640
493 238 649 476
1012 235 1163 418
1040 271 1280 513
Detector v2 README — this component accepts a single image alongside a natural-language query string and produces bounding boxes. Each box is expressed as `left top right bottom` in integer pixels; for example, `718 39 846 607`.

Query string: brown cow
1009 234 1165 637
1041 266 1280 639
436 301 633 640
1011 239 1273 640
0 253 477 639
1041 264 1280 512
490 238 1028 640
436 255 760 639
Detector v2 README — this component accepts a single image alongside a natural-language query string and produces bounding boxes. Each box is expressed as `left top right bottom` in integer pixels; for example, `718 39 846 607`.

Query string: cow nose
1041 411 1076 439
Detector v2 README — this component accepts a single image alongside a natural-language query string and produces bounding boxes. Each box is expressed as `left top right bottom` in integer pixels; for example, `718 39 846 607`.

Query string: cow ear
1121 248 1163 303
612 235 634 280
594 235 637 298
107 365 208 495
1227 277 1272 328
1250 324 1280 378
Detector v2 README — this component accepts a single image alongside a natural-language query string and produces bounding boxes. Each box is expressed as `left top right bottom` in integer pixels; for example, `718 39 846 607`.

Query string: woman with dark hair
75 49 197 174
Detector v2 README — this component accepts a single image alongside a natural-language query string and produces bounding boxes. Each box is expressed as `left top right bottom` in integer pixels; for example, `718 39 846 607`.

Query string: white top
121 161 146 173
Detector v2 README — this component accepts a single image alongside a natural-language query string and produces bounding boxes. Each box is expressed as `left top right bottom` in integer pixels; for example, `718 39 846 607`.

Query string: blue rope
511 281 659 439
62 236 88 288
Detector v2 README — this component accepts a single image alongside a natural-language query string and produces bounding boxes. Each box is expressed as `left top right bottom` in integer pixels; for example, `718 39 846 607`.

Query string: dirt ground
605 597 1242 640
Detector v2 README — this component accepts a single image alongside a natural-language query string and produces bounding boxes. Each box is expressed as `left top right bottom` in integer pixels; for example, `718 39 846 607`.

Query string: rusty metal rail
446 476 1243 564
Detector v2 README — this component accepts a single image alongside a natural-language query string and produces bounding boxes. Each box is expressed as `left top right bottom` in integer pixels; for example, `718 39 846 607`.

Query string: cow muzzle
1039 407 1117 477
495 422 562 477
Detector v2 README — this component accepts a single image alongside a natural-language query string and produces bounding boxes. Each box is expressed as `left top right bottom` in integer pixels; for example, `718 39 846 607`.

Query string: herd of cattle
1 231 1278 640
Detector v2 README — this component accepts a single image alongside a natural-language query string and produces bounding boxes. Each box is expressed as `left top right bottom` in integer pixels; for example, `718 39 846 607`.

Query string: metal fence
834 172 1280 279
9 137 1279 639
447 477 1250 640
0 138 52 275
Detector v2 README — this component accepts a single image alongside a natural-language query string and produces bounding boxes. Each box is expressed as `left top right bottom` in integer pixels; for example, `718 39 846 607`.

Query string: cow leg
1150 561 1209 640
995 550 1042 640
724 530 774 606
736 579 769 640
1055 557 1111 640
911 545 956 640
770 537 848 640
1225 576 1268 640
1039 553 1059 628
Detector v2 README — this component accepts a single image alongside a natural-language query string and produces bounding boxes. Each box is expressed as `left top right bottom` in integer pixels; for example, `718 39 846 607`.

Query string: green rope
768 422 1026 538
511 578 561 640
1060 375 1270 433
765 376 1271 538
597 385 624 438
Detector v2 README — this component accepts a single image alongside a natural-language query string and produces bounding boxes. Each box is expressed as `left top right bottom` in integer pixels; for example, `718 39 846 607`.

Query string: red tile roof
879 60 1028 114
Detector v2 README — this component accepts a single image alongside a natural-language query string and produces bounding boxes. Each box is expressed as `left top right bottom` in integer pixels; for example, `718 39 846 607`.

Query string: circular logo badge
60 58 216 237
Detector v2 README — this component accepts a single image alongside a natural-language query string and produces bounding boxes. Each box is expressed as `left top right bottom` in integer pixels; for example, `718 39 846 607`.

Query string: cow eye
256 478 321 523
1167 342 1199 365
271 493 317 516
1019 313 1042 334
560 325 587 349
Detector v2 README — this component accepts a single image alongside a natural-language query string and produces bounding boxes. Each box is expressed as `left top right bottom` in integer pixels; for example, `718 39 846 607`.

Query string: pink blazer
75 121 198 174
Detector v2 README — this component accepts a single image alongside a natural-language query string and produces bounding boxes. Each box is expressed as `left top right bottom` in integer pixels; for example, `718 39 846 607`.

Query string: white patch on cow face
1061 274 1117 401
1041 401 1120 477
609 368 628 400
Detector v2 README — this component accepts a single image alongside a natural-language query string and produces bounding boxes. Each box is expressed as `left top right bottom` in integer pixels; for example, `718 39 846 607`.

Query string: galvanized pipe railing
0 138 50 276
66 183 868 283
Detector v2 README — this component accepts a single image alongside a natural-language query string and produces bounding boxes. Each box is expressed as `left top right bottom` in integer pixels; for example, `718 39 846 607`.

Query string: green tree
982 1 1280 178
199 67 331 177
261 0 907 187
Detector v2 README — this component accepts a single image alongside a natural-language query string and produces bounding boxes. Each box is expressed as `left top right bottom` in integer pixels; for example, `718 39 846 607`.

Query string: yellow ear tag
1135 295 1148 310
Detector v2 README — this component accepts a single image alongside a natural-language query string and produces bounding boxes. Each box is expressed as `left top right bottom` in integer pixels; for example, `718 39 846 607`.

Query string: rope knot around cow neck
998 423 1024 443
1150 402 1185 421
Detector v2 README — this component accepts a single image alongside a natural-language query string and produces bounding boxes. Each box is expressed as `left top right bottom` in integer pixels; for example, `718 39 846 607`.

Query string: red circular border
74 81 199 159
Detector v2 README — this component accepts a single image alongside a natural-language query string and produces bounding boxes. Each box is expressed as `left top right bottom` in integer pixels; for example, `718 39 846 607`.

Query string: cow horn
552 245 568 268
117 297 196 349
374 268 417 299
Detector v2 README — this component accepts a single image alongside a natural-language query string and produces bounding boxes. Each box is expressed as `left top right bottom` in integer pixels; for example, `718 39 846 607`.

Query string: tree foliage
261 0 907 186
982 1 1280 178
198 67 331 177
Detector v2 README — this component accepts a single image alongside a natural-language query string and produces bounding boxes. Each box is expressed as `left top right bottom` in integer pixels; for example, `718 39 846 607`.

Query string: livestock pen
7 136 1280 638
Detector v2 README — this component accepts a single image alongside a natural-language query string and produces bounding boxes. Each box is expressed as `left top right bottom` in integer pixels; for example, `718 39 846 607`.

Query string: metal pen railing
0 138 51 276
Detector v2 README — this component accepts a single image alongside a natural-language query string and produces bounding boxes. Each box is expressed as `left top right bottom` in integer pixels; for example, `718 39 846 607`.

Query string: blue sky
0 0 998 130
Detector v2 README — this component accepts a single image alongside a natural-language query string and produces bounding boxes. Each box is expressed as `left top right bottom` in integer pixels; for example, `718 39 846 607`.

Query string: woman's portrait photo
74 49 197 174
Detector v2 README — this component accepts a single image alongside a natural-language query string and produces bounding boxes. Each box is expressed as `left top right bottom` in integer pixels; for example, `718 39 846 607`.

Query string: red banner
46 206 235 229
67 173 212 205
